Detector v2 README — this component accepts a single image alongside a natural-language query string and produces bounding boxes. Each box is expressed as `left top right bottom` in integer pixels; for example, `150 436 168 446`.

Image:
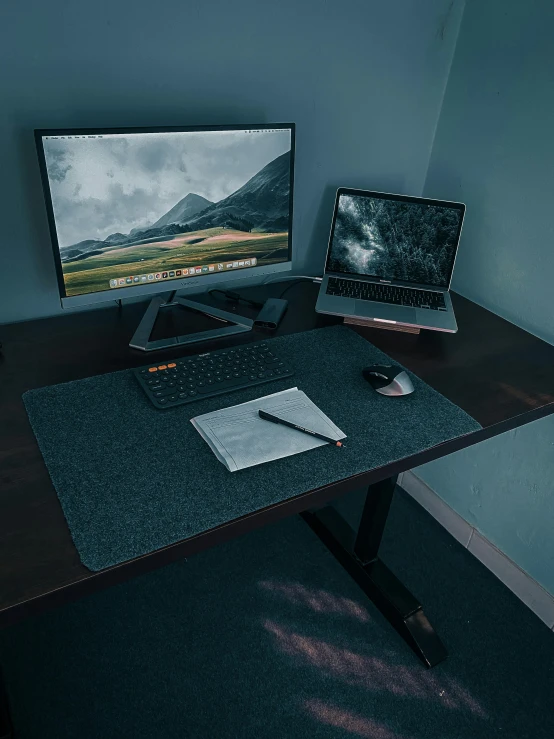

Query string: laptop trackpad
355 301 417 324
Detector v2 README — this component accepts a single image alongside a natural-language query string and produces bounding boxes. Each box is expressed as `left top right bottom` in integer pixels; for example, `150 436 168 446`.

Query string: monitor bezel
324 187 466 291
34 123 296 308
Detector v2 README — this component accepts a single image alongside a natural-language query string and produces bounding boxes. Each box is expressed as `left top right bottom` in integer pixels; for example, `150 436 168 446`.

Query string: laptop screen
326 190 465 289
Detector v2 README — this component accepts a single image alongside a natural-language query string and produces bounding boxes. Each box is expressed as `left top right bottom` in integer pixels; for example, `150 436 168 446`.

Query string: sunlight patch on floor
263 620 487 717
304 699 411 739
258 579 371 622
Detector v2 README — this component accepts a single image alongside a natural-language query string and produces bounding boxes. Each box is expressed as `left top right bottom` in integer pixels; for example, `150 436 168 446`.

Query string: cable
277 279 311 299
208 288 264 310
209 275 322 307
262 274 322 287
262 274 323 299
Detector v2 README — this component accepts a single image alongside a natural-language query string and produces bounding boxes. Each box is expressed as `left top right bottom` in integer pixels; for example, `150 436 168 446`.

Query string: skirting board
399 471 554 630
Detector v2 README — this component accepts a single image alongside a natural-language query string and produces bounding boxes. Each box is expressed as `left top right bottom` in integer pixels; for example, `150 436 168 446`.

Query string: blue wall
0 0 463 324
419 0 554 594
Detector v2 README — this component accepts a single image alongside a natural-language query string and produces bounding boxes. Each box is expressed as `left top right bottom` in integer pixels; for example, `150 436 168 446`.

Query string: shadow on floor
1 488 553 738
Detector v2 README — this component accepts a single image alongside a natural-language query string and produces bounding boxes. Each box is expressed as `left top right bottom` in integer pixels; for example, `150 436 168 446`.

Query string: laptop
315 188 465 333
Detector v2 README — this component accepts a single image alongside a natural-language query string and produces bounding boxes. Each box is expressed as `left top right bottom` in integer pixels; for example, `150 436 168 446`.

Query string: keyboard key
327 277 446 309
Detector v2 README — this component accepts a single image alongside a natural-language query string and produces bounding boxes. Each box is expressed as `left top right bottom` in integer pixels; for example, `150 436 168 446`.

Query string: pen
258 409 345 447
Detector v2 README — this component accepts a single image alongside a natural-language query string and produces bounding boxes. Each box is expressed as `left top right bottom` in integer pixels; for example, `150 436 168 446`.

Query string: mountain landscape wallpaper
328 194 462 287
42 129 292 296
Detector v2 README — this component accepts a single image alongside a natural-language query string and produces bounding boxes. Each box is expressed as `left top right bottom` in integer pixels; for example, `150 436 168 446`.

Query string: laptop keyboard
326 277 447 310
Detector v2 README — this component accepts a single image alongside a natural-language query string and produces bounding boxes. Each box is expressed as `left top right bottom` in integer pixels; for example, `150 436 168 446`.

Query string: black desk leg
301 476 447 668
0 668 13 739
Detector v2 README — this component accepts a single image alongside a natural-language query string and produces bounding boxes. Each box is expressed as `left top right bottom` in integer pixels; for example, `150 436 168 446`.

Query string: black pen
258 410 345 447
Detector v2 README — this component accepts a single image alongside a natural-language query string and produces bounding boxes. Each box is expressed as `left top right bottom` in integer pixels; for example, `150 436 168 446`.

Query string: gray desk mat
23 325 481 571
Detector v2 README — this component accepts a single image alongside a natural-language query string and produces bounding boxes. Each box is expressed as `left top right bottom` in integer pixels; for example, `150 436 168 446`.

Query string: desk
1 283 554 732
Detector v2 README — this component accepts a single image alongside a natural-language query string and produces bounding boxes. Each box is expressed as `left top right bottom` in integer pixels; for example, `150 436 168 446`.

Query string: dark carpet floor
1 487 553 739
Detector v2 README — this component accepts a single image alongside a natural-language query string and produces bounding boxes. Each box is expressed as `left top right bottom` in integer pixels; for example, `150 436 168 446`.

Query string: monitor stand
129 291 254 352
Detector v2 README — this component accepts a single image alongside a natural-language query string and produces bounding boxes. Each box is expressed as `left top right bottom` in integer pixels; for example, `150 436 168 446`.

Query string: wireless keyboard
134 342 293 409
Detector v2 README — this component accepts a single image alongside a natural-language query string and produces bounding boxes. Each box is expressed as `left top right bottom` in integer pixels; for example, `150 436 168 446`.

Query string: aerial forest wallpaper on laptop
328 194 462 287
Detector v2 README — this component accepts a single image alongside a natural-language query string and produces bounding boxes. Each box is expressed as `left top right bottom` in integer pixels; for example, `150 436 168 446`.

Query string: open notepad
190 388 346 472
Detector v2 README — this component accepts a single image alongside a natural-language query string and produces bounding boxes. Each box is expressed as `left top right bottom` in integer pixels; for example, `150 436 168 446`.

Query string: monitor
326 189 465 289
35 124 295 308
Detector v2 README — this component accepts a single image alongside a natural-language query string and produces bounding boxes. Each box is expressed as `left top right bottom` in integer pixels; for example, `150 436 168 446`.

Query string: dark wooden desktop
1 281 554 728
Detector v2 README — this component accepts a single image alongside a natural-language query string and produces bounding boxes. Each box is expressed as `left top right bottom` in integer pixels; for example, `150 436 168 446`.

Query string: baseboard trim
399 471 554 630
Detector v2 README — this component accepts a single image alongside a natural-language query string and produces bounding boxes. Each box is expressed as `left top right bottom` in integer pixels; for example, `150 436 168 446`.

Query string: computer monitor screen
36 124 294 306
326 190 464 288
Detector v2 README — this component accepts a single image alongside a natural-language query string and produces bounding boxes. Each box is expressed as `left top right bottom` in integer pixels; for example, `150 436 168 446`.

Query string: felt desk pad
23 325 481 571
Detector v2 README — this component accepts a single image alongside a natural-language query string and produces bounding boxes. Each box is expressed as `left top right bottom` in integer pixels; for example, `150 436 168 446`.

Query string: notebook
190 388 346 472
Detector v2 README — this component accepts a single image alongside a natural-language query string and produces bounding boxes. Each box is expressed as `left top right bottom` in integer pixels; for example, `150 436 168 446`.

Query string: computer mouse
362 365 415 396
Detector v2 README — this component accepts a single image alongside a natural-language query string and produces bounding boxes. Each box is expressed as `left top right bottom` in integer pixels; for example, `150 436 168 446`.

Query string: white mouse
362 364 415 396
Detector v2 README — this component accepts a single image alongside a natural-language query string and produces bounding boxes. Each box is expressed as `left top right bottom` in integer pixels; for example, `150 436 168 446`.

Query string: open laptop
315 188 465 332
